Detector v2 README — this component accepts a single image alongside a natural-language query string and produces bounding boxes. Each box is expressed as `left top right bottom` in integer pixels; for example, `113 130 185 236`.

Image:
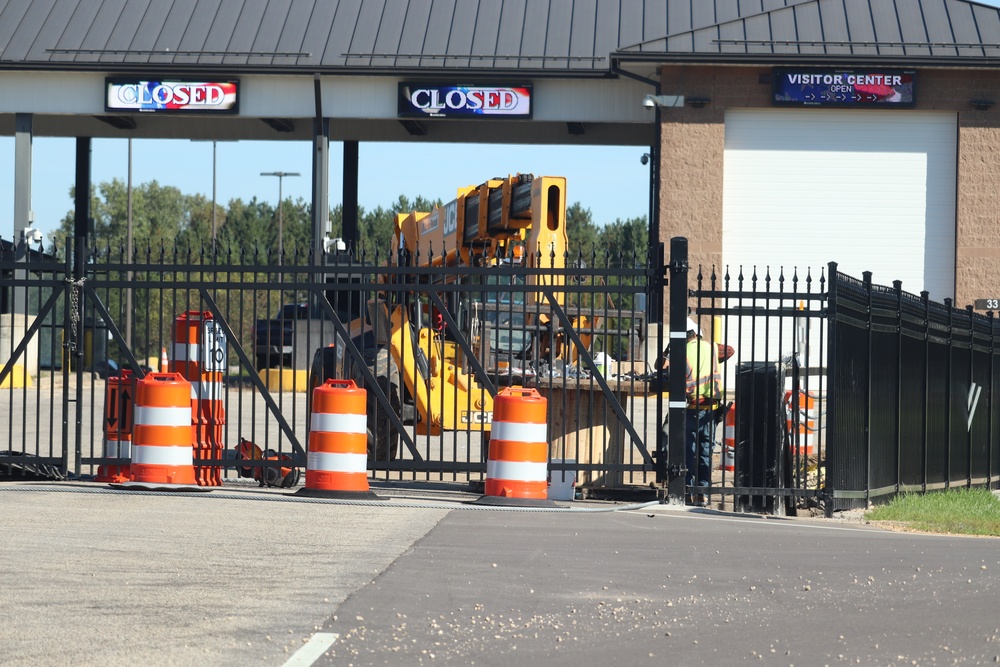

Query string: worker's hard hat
686 317 701 336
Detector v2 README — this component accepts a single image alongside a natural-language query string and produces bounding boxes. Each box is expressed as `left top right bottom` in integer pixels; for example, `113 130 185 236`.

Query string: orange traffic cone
477 387 558 507
115 372 202 491
160 347 169 372
297 379 381 500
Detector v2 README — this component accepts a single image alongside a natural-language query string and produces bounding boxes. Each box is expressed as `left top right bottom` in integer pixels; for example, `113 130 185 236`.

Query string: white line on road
282 632 339 667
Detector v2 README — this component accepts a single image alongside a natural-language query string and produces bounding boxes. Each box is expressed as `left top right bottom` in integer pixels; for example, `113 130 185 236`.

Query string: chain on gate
65 276 85 356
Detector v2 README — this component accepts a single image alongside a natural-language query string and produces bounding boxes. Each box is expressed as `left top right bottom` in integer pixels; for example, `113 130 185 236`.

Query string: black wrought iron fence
6 236 994 513
0 238 660 493
686 246 829 515
826 266 1000 511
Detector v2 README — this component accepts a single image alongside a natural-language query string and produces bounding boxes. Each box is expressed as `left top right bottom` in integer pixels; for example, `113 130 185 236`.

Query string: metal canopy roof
615 0 1000 68
1 0 999 77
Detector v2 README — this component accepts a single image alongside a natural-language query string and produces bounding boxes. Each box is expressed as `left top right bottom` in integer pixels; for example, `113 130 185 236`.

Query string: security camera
21 227 42 245
640 153 650 166
642 94 685 109
323 236 347 254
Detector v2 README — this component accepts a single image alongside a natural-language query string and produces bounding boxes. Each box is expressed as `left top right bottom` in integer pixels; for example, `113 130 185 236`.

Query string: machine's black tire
367 376 400 462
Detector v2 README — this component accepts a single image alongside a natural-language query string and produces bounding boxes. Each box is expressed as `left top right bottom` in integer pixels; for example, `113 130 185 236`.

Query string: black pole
343 140 359 249
72 137 91 476
74 138 91 241
921 290 930 493
863 271 873 505
649 82 663 324
988 311 996 490
894 280 903 495
667 237 689 503
312 74 330 265
825 261 839 517
967 304 976 488
945 297 954 488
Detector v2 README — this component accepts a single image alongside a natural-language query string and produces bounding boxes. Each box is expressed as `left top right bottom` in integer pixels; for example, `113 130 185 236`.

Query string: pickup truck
252 303 311 369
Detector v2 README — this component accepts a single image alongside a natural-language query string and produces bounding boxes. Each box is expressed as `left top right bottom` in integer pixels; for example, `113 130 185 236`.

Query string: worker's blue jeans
686 408 714 491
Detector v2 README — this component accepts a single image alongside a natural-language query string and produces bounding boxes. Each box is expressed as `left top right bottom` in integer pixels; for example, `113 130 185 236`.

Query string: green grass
864 488 1000 537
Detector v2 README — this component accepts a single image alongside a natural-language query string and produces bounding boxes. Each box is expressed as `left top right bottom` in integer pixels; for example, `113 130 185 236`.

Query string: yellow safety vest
686 338 721 405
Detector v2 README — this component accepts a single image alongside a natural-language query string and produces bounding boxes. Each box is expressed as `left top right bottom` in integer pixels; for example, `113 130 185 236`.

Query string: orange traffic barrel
719 403 735 472
478 387 558 507
121 372 199 489
784 390 817 457
95 369 136 483
297 379 381 500
168 310 214 378
169 310 226 487
189 370 226 487
787 416 816 456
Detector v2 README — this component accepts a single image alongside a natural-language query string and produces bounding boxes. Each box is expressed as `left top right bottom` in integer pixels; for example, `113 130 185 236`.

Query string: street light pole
260 171 300 265
126 137 133 349
211 140 217 247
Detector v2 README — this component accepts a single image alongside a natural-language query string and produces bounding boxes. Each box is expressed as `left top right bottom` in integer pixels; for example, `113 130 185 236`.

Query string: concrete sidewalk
0 483 450 666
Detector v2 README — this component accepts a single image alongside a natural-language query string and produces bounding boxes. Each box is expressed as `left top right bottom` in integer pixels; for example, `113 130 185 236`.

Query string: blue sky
0 135 652 243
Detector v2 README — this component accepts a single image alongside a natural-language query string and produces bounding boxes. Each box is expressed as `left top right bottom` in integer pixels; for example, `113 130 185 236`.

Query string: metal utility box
734 362 787 514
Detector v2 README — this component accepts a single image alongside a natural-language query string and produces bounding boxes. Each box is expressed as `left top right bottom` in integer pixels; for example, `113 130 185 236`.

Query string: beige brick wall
655 64 1000 314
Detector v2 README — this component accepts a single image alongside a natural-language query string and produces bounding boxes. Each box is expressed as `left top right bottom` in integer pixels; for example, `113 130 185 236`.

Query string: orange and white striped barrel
297 379 378 499
95 369 136 483
787 417 816 456
784 390 817 457
168 311 213 378
190 370 226 486
169 311 226 486
480 387 555 505
719 403 735 472
129 372 197 487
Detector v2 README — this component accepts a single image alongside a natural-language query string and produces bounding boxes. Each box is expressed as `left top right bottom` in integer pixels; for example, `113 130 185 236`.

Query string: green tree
216 197 273 262
565 202 600 256
53 179 195 260
599 215 649 265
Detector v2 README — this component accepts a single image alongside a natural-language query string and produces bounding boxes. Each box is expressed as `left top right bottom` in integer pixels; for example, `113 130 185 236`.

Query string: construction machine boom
314 174 585 457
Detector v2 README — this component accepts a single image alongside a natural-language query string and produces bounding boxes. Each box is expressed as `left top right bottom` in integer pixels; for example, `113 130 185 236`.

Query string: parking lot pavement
320 505 1000 667
3 483 999 667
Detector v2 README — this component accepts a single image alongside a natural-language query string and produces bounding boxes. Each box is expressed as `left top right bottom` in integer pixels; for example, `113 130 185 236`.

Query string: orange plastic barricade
95 369 136 483
478 387 558 507
119 372 200 490
169 311 226 486
718 403 735 472
297 379 381 500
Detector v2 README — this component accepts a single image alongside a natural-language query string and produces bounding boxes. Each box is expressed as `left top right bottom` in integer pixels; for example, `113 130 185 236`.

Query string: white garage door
723 109 956 301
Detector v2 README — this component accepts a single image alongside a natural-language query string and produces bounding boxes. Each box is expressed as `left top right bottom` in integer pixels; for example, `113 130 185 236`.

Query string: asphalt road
2 483 999 667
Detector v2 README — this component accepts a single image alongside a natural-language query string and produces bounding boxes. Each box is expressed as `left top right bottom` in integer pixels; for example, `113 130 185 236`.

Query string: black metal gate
0 238 661 492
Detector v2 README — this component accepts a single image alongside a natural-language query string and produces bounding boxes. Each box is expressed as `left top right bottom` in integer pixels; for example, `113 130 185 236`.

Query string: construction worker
655 317 722 506
683 317 722 506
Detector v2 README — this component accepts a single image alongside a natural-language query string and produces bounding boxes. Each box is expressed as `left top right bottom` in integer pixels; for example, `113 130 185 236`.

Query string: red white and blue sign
398 83 532 119
772 69 915 108
105 78 240 114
